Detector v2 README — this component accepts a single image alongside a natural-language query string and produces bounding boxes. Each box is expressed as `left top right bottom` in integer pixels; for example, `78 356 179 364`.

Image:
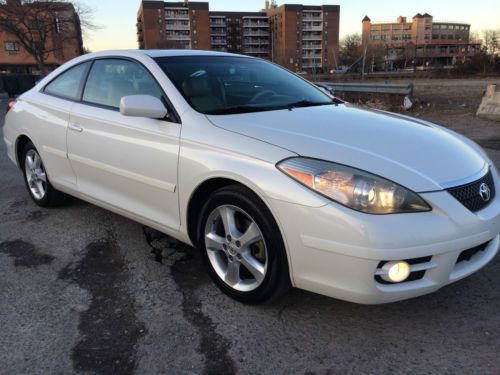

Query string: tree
339 33 362 66
483 29 499 55
0 0 96 73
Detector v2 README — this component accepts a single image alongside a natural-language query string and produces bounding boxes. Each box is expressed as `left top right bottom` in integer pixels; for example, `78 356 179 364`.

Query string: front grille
447 170 495 212
456 242 488 264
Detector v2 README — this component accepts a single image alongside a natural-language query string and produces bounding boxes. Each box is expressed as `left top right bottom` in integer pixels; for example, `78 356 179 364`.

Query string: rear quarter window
44 62 90 100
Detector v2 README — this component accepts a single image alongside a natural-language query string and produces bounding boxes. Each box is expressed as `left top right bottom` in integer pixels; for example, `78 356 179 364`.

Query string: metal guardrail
319 82 414 96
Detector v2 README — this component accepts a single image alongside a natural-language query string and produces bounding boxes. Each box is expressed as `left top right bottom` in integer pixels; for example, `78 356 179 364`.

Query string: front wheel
198 185 290 304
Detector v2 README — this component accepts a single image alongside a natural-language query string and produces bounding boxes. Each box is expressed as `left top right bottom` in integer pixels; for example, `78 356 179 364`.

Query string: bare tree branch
0 0 97 73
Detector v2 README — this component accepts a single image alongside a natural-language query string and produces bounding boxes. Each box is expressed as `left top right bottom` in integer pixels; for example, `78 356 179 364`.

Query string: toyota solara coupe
3 50 499 304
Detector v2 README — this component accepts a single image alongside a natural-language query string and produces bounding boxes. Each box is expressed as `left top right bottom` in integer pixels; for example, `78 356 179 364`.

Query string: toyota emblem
479 183 491 202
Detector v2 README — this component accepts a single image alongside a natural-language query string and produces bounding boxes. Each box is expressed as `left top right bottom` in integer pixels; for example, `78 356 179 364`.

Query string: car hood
206 104 486 192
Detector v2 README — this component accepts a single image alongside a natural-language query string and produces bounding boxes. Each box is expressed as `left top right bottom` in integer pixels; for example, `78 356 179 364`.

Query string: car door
31 61 92 187
67 58 181 230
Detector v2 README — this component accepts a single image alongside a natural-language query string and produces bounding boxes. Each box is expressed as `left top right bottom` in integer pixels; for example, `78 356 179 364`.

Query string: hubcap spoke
26 155 35 170
37 171 47 183
33 153 40 168
238 222 261 248
35 181 44 195
240 252 266 283
205 232 225 252
219 206 239 238
225 261 240 287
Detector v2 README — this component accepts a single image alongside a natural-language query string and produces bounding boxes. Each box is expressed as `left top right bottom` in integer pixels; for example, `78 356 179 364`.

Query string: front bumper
270 167 500 304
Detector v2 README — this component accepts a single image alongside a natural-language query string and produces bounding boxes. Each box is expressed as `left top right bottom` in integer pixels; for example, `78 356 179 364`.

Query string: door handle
69 122 83 133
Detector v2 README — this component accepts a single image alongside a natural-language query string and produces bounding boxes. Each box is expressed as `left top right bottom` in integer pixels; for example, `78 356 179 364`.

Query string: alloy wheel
24 149 47 200
204 204 268 292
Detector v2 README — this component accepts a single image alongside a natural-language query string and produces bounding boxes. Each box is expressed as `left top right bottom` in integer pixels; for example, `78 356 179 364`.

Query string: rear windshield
154 56 333 115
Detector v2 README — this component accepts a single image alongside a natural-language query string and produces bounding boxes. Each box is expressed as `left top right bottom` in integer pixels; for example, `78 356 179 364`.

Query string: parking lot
1 95 499 374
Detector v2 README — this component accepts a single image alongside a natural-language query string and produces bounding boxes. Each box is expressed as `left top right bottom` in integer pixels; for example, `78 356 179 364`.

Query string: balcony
302 34 322 40
303 16 322 22
212 46 227 52
168 34 191 41
302 54 322 59
166 23 190 31
302 63 324 68
243 19 269 28
165 11 189 20
244 38 269 45
210 27 226 36
211 39 227 45
302 25 323 32
243 31 269 37
210 21 227 27
302 44 322 49
244 48 269 54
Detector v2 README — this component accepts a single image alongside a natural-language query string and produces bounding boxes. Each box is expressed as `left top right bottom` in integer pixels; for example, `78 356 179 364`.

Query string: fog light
381 261 411 283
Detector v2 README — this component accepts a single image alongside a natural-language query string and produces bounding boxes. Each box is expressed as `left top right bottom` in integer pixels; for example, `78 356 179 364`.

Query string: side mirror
120 95 168 119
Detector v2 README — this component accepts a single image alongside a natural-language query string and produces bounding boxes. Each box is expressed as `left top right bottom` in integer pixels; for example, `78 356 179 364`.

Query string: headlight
277 158 431 214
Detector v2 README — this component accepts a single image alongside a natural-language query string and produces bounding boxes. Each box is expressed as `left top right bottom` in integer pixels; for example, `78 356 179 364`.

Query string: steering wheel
249 89 278 103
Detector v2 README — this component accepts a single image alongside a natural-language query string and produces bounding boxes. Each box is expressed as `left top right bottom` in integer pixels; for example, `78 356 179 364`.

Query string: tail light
6 100 16 113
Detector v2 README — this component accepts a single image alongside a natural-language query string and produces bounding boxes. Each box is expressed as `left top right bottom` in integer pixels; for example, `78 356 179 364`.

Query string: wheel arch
186 176 294 286
15 134 33 168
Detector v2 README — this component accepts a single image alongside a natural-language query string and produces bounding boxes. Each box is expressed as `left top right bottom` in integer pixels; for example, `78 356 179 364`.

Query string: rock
477 84 500 121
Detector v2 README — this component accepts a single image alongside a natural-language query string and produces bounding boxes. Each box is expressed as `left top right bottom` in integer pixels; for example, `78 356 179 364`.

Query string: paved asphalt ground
1 99 499 375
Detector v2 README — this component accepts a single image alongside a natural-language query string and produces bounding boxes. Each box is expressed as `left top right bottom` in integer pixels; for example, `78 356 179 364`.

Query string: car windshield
154 55 334 115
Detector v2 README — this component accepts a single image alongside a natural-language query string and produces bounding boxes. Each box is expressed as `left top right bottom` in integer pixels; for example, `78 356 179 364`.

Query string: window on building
4 41 20 54
448 34 453 39
432 34 439 40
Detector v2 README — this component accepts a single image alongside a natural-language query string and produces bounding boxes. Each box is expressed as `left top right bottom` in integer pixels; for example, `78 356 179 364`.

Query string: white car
3 50 499 304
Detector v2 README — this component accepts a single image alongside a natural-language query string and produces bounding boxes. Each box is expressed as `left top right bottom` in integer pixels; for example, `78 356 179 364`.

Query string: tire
21 141 65 207
198 185 290 304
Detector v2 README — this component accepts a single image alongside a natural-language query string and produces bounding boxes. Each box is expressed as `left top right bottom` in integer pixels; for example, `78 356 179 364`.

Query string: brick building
361 13 481 69
137 1 340 73
0 0 83 73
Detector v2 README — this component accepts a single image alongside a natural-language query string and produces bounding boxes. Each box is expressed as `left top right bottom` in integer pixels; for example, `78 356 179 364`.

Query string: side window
44 62 90 100
83 59 164 109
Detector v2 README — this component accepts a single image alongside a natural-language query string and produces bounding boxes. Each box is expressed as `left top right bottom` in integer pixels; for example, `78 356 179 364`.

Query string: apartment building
208 11 271 59
361 13 481 68
137 1 340 73
268 4 340 72
0 0 83 73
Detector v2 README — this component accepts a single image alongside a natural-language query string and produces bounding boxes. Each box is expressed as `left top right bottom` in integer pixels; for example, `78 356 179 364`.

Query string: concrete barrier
319 82 414 96
477 84 500 122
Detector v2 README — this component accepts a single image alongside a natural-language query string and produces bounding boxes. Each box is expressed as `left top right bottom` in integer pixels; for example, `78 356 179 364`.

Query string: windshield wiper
205 105 279 115
286 100 337 109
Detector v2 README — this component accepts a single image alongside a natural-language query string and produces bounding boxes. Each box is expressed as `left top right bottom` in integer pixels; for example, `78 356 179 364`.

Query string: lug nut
237 254 242 259
222 244 227 250
235 240 241 248
228 255 233 261
226 235 232 242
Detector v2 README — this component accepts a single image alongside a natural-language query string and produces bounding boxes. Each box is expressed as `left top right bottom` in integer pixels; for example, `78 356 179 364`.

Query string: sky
83 0 500 52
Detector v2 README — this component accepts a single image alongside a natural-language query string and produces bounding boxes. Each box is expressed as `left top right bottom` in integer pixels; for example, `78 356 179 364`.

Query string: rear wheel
198 185 290 304
22 142 65 207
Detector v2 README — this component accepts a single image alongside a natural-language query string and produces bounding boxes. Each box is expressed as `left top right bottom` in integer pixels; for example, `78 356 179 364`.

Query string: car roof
83 49 250 59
